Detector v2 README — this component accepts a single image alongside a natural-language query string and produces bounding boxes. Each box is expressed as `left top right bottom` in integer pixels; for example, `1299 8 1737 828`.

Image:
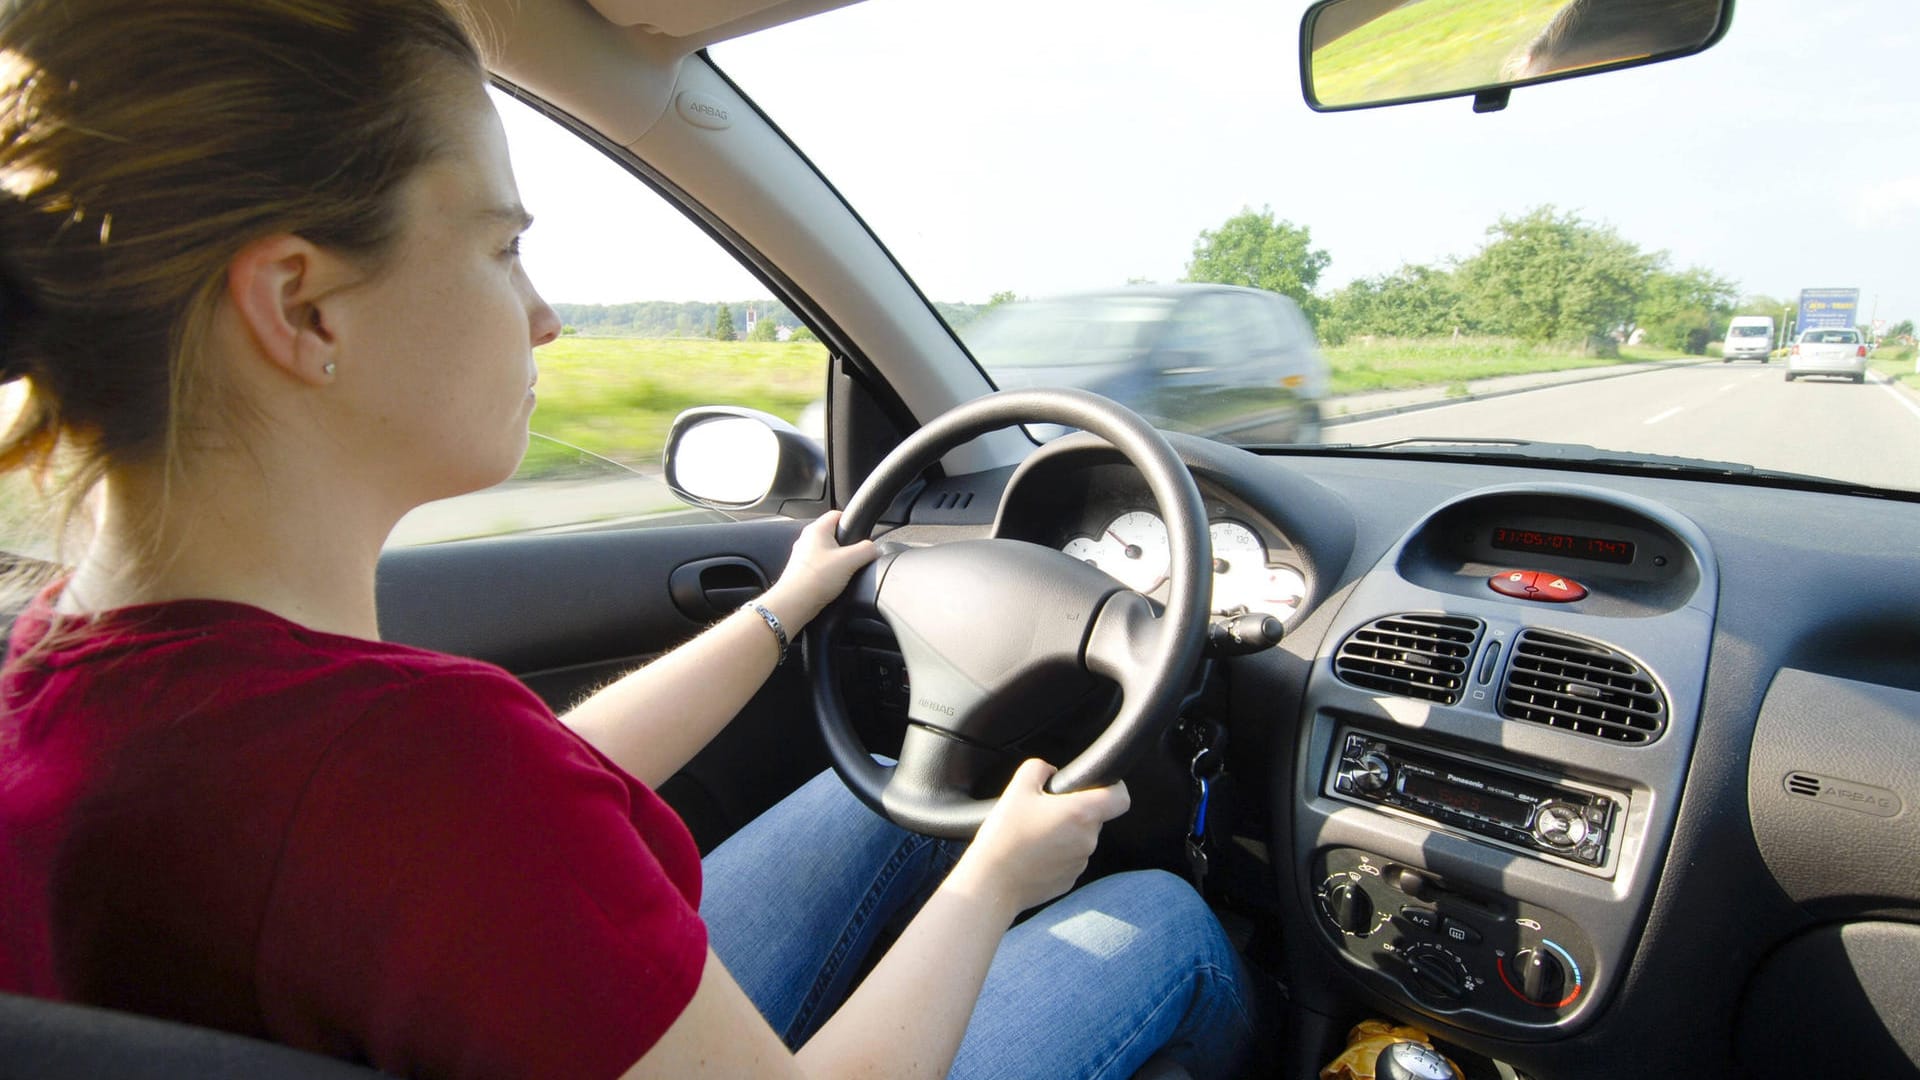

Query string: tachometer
1100 510 1171 594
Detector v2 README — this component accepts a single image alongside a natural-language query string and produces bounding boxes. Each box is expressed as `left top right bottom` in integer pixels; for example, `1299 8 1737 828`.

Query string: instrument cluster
1060 510 1308 621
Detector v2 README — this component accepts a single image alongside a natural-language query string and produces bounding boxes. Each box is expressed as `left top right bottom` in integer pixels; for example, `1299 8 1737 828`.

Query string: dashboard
884 430 1920 1079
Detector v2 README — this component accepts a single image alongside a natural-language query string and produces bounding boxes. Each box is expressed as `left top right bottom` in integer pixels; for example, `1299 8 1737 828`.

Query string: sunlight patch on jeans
1046 909 1141 959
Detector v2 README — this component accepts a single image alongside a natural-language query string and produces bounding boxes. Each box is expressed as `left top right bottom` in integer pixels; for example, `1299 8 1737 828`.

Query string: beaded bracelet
744 601 788 666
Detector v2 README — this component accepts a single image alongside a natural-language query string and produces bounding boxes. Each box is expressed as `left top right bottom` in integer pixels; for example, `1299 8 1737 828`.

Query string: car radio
1326 729 1621 869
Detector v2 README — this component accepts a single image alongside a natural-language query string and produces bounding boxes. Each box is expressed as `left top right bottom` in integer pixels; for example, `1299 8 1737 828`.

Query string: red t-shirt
0 588 707 1079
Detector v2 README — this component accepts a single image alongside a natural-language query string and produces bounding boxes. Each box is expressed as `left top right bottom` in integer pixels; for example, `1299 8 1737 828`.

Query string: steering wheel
807 388 1210 838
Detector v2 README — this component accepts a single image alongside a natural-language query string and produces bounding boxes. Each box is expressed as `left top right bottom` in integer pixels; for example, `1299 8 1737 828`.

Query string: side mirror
1301 0 1732 113
663 407 826 513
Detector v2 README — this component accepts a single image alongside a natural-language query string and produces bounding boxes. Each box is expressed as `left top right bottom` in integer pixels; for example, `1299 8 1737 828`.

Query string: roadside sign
1798 288 1860 330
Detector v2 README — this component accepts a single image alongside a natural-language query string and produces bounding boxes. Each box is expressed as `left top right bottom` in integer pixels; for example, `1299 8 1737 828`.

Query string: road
1324 363 1920 493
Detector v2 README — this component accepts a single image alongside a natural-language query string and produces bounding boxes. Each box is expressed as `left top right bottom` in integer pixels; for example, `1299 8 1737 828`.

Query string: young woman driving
0 1 1253 1076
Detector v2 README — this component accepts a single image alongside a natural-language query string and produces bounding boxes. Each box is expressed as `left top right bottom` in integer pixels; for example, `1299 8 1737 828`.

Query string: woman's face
328 77 561 509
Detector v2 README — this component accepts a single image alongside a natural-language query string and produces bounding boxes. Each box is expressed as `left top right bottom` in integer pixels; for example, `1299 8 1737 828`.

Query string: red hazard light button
1534 574 1587 602
1489 570 1537 598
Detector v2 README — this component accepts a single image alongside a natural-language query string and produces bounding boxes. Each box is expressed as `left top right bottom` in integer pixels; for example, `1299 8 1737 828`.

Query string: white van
1722 315 1776 362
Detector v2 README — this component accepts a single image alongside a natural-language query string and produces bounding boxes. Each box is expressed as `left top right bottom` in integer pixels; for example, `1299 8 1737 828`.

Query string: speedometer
1208 521 1306 620
1208 521 1266 613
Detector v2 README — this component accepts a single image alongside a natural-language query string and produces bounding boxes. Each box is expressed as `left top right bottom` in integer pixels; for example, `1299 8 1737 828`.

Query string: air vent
1784 772 1822 798
1500 629 1667 743
1334 614 1484 705
931 490 974 510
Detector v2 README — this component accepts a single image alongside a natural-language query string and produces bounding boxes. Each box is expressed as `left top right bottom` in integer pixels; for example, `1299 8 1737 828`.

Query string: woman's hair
0 0 484 564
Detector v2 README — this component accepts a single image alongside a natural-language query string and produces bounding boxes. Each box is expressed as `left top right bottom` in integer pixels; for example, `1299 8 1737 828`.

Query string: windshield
1802 330 1861 344
713 0 1920 495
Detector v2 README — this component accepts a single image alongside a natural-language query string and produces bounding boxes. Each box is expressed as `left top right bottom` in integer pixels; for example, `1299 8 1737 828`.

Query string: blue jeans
701 769 1255 1079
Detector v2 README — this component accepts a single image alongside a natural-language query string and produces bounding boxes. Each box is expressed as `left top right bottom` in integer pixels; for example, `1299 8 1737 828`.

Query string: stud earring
322 362 336 377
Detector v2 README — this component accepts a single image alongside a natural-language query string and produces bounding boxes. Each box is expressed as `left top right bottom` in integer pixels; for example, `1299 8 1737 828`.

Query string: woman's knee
1076 870 1236 959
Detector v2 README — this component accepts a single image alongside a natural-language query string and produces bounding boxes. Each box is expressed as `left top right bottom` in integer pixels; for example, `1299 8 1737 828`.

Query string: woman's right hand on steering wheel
944 758 1131 916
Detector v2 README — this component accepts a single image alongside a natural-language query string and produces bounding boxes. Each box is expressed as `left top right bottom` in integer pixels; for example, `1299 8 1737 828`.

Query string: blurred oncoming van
1722 314 1776 362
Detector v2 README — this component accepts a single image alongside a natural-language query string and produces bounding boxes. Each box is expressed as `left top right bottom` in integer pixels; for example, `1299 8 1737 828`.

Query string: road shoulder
1325 359 1718 425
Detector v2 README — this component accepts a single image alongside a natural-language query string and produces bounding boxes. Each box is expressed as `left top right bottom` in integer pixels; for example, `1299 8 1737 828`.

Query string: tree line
552 300 799 339
1185 204 1779 354
556 204 1867 356
552 298 1004 342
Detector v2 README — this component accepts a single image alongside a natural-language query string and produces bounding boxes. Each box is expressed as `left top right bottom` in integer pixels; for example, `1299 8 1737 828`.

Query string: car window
714 0 1920 494
386 90 828 546
1801 330 1860 345
1160 295 1245 369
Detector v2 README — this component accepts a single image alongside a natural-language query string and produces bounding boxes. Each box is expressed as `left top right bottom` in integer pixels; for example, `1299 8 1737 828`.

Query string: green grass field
1311 0 1562 106
523 336 825 475
1869 344 1920 391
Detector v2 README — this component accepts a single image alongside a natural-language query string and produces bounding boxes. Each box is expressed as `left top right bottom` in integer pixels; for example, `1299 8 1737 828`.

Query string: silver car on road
1785 327 1868 383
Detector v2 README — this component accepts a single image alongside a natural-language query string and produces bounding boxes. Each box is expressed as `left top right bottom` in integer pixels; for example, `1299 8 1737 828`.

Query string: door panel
376 516 824 851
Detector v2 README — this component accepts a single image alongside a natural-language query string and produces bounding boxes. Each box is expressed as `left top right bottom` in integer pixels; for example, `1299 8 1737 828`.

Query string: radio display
1402 773 1531 827
1492 526 1635 565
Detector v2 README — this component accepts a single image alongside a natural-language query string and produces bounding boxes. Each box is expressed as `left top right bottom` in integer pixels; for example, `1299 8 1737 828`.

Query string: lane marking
1716 383 1738 394
1643 406 1683 425
1870 372 1920 424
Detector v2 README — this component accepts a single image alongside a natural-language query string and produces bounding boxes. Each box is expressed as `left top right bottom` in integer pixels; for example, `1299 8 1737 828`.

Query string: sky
497 0 1920 329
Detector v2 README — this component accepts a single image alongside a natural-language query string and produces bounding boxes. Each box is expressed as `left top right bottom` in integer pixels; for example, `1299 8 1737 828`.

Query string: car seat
0 991 1197 1079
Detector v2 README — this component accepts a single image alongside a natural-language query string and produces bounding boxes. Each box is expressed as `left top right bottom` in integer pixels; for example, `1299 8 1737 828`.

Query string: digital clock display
1491 527 1635 565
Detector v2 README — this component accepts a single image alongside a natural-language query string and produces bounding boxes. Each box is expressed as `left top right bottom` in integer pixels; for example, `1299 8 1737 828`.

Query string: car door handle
668 556 770 620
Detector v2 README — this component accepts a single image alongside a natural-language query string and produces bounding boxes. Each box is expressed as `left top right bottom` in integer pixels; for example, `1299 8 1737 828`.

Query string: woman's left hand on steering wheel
766 510 879 628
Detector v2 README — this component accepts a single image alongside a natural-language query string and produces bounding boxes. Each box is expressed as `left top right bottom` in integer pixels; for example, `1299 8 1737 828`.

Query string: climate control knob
1400 942 1472 1002
1505 947 1568 1006
1320 877 1376 936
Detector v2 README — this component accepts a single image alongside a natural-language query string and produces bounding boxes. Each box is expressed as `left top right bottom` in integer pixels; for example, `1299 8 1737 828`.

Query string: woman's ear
225 235 354 386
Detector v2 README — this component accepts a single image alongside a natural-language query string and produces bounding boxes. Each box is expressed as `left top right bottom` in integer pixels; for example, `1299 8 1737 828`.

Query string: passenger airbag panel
1749 668 1920 906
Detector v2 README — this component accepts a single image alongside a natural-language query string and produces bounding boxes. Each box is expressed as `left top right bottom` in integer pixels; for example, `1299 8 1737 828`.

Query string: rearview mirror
1301 0 1731 113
